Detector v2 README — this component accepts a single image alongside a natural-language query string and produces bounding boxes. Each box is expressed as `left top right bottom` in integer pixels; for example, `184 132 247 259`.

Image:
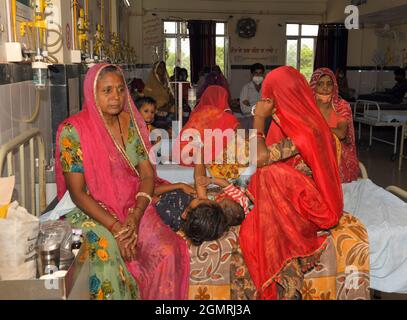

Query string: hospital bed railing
399 122 407 171
386 186 407 201
353 100 406 160
359 162 368 179
0 129 46 217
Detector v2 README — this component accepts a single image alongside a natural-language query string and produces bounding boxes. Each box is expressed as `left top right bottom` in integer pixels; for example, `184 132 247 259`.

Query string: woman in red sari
55 64 189 300
239 66 344 300
172 85 240 167
310 68 360 183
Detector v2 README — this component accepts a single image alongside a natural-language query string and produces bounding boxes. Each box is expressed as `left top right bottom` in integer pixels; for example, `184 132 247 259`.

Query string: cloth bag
0 202 40 280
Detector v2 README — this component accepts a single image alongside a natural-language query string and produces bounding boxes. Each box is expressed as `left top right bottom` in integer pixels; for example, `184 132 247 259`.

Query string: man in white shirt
240 63 265 116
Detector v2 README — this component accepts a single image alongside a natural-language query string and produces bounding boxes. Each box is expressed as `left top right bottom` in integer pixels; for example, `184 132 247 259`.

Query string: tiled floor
357 126 407 190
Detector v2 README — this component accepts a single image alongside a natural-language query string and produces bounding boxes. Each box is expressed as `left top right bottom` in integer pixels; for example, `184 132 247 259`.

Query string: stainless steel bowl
36 246 60 276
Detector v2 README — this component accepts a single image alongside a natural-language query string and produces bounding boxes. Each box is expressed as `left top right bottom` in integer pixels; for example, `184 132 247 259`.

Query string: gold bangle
136 192 153 205
249 132 266 141
114 227 130 239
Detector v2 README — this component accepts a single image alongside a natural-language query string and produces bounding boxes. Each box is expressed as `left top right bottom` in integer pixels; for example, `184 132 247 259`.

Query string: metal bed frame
353 100 406 160
399 122 407 171
359 162 368 179
0 129 46 217
386 185 407 201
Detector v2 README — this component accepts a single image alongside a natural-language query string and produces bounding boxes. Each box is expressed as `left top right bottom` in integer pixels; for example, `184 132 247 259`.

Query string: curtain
188 20 216 84
314 24 349 73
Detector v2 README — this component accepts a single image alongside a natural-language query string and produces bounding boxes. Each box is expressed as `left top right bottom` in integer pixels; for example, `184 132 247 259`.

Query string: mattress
343 179 407 293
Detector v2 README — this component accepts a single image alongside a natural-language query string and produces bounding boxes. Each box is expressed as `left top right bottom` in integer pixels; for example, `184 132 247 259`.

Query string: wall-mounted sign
230 46 279 64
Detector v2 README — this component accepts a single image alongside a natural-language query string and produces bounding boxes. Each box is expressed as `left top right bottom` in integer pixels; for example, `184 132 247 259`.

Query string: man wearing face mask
240 63 265 117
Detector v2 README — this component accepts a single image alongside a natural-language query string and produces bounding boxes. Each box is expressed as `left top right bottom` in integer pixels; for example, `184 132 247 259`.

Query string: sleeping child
154 177 253 246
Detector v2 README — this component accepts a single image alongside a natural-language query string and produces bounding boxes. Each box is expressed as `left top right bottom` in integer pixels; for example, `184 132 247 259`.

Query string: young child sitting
154 177 253 246
136 97 173 165
135 97 158 135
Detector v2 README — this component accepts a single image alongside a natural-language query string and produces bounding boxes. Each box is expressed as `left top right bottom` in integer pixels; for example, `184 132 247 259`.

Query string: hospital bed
0 131 89 300
353 100 407 160
342 163 407 296
159 162 407 298
158 163 371 300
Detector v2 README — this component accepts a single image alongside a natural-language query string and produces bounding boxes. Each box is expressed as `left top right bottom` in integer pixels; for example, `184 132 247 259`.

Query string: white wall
346 23 407 66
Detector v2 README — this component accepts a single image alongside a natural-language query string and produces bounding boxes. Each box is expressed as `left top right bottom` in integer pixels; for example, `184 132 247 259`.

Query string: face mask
315 93 333 104
253 76 264 85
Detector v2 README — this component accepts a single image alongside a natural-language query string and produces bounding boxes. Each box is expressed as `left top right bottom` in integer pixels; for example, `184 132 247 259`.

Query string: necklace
117 115 126 151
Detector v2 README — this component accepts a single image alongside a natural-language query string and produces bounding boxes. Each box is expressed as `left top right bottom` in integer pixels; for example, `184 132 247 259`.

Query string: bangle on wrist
249 132 266 141
108 219 119 232
136 192 153 206
251 105 257 117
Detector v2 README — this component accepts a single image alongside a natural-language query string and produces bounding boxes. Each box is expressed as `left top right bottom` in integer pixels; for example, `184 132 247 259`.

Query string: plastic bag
38 220 72 252
39 191 76 223
0 201 40 280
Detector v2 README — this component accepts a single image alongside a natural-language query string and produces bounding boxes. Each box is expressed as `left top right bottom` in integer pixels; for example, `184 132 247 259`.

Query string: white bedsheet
157 164 195 184
342 179 407 293
156 164 256 185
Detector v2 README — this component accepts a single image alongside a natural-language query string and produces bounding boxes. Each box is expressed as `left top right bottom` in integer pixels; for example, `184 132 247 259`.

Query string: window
164 21 228 79
164 21 190 79
216 22 227 75
286 24 319 81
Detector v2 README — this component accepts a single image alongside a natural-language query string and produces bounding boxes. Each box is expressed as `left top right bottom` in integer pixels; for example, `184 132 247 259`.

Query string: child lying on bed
154 178 253 246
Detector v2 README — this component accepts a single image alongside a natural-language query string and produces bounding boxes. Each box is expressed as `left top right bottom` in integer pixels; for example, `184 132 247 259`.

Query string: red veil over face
172 85 239 166
239 67 344 300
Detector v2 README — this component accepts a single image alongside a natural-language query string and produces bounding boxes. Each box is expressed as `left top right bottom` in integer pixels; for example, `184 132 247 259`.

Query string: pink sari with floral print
55 64 189 300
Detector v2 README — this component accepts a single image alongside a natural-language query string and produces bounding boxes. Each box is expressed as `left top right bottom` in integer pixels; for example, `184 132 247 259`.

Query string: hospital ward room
1 0 407 302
